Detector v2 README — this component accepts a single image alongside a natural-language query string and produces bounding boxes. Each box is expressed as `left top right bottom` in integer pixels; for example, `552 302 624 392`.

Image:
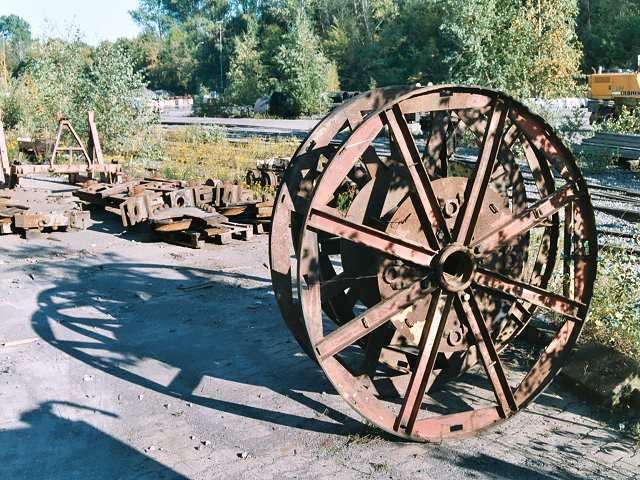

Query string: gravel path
0 203 638 479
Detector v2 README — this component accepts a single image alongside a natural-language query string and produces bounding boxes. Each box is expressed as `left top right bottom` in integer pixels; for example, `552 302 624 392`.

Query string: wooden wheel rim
295 85 597 441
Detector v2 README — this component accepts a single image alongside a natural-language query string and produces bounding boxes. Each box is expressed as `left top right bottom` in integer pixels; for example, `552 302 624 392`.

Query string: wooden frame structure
1 111 122 188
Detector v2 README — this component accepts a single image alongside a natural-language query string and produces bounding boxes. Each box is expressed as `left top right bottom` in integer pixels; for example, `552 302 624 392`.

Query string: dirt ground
1 184 639 480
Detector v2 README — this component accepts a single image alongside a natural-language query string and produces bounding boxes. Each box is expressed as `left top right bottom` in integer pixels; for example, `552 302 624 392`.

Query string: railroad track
452 150 640 219
451 150 640 252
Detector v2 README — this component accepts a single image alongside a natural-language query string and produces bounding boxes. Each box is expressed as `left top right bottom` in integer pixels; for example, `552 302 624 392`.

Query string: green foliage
225 17 267 105
519 0 583 98
129 0 175 37
157 129 297 182
79 43 156 153
152 26 199 94
633 421 640 444
0 14 32 73
129 0 231 94
181 125 225 144
272 7 336 116
585 243 640 361
442 0 582 99
2 37 90 139
597 107 640 134
312 0 448 89
577 0 640 72
336 185 357 213
119 0 638 107
0 15 31 44
1 38 154 156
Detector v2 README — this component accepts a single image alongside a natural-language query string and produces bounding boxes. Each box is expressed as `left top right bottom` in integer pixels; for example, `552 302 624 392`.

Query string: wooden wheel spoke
456 99 509 245
471 182 581 255
314 277 437 360
384 105 450 246
424 112 449 178
307 206 437 267
490 122 521 181
395 291 454 433
282 86 597 442
474 268 585 321
455 292 517 416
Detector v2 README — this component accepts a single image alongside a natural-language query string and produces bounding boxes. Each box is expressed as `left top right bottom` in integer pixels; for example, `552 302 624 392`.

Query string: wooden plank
0 111 9 185
87 111 105 165
156 229 203 249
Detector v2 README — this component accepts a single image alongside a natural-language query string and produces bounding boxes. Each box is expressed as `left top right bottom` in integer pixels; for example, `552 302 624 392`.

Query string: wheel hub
435 244 476 293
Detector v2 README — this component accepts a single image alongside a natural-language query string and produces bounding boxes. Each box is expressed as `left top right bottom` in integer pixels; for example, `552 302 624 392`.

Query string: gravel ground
1 180 639 479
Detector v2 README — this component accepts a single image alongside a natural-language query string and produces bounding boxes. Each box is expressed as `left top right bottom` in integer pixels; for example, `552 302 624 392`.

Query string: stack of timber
573 132 640 171
0 189 89 237
73 178 273 248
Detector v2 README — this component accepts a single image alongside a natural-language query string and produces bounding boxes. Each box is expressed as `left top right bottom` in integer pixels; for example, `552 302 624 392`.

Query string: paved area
160 115 317 139
0 206 638 479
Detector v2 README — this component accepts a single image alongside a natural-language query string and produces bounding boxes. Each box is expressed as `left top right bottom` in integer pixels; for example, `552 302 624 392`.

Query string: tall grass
121 125 298 183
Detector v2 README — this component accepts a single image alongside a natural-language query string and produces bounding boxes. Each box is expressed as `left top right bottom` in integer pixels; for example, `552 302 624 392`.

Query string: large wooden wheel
271 85 597 441
269 87 412 356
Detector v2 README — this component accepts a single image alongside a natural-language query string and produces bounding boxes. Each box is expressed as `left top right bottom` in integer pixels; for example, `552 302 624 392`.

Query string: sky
0 0 142 45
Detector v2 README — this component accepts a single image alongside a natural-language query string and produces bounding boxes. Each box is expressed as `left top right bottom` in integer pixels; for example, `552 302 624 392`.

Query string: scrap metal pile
0 111 276 246
245 156 289 188
0 189 89 237
0 113 107 237
269 85 598 442
73 178 273 248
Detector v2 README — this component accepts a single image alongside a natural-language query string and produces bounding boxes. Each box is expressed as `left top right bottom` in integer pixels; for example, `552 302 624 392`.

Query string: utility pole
0 34 8 93
217 20 223 94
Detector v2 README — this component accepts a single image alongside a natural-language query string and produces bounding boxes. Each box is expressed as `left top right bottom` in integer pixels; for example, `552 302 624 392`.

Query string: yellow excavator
587 59 640 122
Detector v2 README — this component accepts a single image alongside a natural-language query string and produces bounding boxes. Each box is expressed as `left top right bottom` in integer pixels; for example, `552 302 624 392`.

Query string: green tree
518 0 583 97
0 14 32 76
225 18 267 105
273 6 337 115
2 38 89 138
79 43 154 153
130 0 235 94
152 26 198 94
441 0 582 99
308 0 448 90
130 1 175 38
2 38 154 155
577 0 640 72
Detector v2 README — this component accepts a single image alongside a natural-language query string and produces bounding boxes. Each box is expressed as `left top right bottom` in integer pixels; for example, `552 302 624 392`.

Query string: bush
193 95 253 118
2 38 88 139
585 241 640 361
1 38 155 156
226 17 267 106
272 8 335 117
180 125 225 144
597 106 640 135
78 43 156 154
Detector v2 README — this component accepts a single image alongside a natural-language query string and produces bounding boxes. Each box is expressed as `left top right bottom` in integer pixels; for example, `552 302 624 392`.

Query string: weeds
131 126 297 183
345 433 380 446
573 148 614 173
175 125 225 145
336 185 357 214
596 106 640 135
584 240 640 362
248 182 276 200
632 421 640 443
539 227 640 363
344 423 384 446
